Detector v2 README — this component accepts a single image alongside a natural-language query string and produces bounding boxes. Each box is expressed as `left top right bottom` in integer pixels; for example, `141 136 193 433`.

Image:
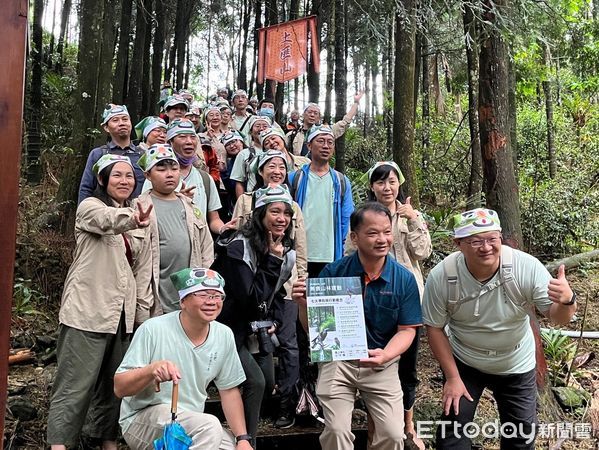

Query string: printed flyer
306 277 368 362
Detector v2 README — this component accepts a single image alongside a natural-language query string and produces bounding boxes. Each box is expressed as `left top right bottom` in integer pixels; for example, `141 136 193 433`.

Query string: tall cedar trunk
307 0 322 102
290 0 300 111
141 0 153 116
28 0 44 184
127 0 147 124
333 0 346 173
371 52 379 118
478 0 522 244
56 0 104 226
543 43 556 178
383 18 393 151
55 0 72 73
237 0 251 90
184 40 191 89
265 0 279 103
364 57 371 135
251 0 263 98
47 0 57 67
414 30 421 123
150 0 165 114
113 0 133 103
508 55 518 173
393 5 420 206
174 0 188 90
463 0 483 208
97 0 119 116
421 27 431 169
165 40 176 84
323 1 334 124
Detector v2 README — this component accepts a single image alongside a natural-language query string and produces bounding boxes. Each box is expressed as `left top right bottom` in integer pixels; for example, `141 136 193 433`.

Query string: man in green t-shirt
422 208 577 449
114 268 253 450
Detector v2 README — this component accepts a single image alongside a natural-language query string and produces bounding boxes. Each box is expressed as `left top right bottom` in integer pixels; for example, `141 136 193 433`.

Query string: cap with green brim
306 125 334 143
164 95 190 111
170 267 225 300
259 127 287 148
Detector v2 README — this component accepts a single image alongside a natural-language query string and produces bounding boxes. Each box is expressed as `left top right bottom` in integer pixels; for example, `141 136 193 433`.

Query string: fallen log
8 350 34 365
545 249 599 275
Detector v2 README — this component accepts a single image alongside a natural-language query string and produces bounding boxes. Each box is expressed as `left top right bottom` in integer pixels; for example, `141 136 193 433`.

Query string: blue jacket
288 164 354 261
78 141 145 205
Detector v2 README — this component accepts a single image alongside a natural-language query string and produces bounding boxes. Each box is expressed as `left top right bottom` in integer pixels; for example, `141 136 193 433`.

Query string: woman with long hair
231 150 308 428
212 185 297 444
346 160 431 449
47 155 154 450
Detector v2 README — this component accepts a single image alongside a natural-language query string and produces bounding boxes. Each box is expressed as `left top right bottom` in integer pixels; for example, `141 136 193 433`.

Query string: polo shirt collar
108 140 137 152
350 251 393 283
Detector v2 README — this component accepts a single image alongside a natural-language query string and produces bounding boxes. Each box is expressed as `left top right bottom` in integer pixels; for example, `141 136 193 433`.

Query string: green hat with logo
451 208 502 239
251 149 287 175
164 95 190 111
138 144 178 172
259 127 287 148
306 125 334 143
101 104 129 126
92 154 133 176
166 118 197 141
254 184 293 209
134 116 167 141
170 267 226 300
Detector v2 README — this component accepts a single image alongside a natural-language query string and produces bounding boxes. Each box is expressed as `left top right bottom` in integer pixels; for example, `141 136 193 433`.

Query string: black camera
249 320 280 354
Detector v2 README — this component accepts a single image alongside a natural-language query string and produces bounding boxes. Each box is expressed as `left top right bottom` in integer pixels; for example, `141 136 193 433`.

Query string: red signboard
257 16 320 84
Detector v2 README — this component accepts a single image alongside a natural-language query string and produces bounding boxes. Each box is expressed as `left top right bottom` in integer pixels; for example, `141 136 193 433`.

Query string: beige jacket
286 115 352 156
59 197 153 334
232 193 307 297
136 191 215 316
345 201 432 296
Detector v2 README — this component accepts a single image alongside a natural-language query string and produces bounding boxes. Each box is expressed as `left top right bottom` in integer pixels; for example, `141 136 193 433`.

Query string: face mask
259 108 275 119
176 154 197 166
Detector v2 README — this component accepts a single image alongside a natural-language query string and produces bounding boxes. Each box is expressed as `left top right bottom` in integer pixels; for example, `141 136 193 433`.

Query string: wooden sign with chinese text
257 16 320 84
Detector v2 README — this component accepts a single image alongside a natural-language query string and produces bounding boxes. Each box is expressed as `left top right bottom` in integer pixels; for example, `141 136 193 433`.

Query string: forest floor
4 265 599 449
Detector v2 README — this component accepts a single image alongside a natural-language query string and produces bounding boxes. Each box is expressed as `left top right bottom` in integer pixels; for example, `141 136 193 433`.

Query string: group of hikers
45 85 578 450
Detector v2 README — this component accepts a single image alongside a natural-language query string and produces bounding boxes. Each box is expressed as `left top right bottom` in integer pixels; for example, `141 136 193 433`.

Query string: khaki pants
123 404 236 450
316 360 405 450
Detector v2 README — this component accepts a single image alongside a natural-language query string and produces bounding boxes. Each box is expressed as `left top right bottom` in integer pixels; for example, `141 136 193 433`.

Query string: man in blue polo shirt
293 202 422 450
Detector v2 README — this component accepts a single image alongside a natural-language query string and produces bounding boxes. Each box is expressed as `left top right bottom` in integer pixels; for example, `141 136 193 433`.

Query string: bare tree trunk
174 0 188 90
393 4 420 206
47 0 57 67
27 0 44 184
333 0 347 173
307 0 322 102
150 0 165 114
56 0 104 225
55 0 72 73
97 0 119 114
371 52 379 118
508 55 518 173
165 40 176 84
323 1 334 124
478 0 522 244
127 0 147 124
543 43 556 179
113 0 133 103
250 0 263 98
414 29 421 123
421 27 431 170
141 0 153 116
383 18 393 151
463 0 482 208
237 0 251 90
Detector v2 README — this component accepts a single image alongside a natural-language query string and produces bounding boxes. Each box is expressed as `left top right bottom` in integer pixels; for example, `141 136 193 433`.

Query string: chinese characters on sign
257 16 320 84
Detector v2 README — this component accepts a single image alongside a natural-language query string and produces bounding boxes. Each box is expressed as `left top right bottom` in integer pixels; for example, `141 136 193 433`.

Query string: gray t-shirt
422 248 553 375
153 197 191 313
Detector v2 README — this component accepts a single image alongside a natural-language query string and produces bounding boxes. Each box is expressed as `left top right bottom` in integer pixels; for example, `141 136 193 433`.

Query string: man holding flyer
292 202 422 450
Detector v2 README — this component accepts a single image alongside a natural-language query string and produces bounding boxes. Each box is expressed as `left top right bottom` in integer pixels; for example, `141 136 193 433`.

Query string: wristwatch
563 292 576 306
236 434 252 445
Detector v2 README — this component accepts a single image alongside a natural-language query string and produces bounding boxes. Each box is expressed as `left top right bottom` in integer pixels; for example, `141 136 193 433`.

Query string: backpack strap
443 251 461 315
290 169 304 200
500 245 527 308
332 170 346 204
239 114 253 135
198 170 211 205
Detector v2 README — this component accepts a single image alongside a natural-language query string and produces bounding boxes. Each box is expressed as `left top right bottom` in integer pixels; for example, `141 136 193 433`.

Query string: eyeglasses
190 292 226 302
464 237 501 248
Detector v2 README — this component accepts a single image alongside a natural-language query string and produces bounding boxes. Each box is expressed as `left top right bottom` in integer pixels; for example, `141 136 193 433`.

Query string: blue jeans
436 358 537 450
